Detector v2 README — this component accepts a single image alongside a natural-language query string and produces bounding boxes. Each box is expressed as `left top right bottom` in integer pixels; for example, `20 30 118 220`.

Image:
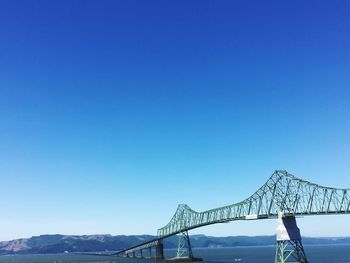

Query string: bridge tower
176 230 193 259
275 212 308 263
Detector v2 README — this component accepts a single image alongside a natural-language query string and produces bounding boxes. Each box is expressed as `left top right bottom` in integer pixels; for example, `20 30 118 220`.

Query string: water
0 245 349 263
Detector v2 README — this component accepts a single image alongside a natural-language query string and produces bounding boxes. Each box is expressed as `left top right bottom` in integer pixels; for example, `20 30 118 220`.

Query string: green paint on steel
157 170 350 238
275 240 308 263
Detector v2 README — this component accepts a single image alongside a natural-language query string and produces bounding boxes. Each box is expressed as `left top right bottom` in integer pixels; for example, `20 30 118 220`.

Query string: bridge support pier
176 230 193 258
275 212 308 263
156 239 164 261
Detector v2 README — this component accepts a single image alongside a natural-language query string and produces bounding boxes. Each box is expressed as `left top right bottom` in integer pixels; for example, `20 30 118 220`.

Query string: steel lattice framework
157 170 350 238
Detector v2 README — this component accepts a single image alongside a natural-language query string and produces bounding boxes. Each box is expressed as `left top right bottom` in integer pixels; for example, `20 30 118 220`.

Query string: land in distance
1 234 350 255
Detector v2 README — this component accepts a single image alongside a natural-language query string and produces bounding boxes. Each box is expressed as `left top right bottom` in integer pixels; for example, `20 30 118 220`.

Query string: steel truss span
157 170 350 238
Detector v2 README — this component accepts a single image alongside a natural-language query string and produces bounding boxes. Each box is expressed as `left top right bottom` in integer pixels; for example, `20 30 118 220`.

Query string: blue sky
1 0 350 241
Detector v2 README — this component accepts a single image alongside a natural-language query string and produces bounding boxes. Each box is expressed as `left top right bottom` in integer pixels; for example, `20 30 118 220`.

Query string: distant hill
1 234 350 255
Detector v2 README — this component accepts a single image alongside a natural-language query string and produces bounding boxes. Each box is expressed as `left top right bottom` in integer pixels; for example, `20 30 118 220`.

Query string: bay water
0 244 349 263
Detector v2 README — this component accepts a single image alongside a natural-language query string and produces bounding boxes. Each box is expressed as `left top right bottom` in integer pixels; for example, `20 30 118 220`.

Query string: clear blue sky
1 0 350 241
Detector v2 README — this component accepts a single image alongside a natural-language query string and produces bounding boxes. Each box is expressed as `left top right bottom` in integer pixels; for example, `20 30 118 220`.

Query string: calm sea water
0 245 349 263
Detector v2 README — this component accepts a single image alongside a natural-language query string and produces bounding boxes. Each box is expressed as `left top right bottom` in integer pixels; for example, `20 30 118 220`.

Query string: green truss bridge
113 170 350 263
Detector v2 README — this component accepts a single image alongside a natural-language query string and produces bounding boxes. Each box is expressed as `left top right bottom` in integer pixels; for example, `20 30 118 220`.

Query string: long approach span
114 170 350 262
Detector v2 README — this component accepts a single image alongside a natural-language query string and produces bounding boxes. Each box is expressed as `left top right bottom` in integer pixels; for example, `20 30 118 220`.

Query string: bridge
113 170 350 263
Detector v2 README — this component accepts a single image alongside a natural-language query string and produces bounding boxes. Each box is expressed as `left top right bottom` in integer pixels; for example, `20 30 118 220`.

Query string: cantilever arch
275 212 308 263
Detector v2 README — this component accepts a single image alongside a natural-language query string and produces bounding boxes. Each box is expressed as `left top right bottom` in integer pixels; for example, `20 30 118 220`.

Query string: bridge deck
112 238 160 255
